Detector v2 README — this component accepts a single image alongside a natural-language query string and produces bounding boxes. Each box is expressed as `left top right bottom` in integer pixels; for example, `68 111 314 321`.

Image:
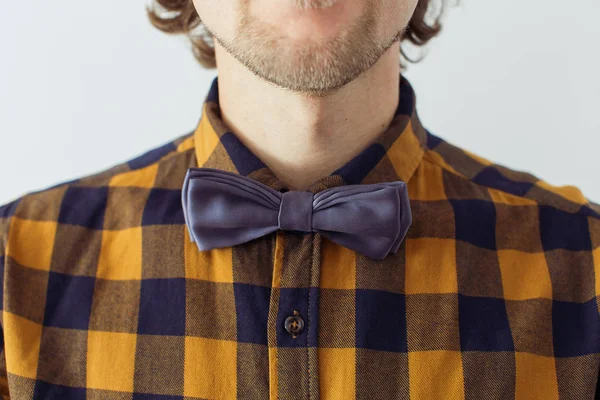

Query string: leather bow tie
181 167 412 261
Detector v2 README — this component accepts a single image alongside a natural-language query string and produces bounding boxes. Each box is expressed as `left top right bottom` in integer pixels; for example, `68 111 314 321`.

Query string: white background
1 0 598 205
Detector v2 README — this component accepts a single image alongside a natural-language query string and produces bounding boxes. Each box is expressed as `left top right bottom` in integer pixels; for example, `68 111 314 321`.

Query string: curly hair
146 0 453 71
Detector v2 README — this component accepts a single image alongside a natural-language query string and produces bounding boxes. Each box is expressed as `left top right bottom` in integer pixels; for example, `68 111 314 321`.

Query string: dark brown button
284 311 304 338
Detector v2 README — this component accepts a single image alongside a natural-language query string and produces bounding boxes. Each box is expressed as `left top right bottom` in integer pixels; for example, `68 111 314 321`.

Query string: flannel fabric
1 73 599 400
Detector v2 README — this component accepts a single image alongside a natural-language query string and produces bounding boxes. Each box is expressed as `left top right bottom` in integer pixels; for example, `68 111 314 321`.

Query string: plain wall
1 0 598 205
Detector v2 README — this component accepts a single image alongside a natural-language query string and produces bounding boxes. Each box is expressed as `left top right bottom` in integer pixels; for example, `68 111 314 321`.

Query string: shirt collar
192 73 428 194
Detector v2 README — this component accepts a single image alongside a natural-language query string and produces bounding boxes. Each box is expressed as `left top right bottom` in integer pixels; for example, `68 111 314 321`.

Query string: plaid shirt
1 73 599 400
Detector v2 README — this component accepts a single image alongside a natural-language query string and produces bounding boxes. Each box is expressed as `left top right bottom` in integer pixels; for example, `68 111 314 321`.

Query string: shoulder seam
422 149 599 219
24 134 195 197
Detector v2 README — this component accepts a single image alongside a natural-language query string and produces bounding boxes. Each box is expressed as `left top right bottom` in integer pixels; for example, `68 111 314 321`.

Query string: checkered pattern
1 73 599 399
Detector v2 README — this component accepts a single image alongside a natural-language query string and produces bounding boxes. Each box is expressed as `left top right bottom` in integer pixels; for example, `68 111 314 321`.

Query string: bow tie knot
181 167 412 260
279 191 313 232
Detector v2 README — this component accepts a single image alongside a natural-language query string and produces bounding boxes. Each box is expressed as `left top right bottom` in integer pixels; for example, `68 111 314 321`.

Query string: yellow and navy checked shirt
1 73 600 400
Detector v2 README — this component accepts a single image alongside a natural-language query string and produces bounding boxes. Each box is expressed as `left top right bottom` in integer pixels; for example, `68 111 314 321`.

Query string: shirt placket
267 230 322 400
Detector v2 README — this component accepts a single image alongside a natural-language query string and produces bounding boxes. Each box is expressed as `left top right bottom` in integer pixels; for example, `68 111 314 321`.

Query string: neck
213 41 401 191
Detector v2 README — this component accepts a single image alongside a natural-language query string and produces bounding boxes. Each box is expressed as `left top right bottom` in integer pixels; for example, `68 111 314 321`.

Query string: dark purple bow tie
181 167 412 261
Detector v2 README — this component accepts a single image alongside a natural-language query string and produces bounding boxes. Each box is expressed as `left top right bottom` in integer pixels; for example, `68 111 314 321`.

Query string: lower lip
253 0 348 39
292 0 339 11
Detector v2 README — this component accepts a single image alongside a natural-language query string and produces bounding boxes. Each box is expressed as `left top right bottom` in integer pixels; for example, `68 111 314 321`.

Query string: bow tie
181 167 412 261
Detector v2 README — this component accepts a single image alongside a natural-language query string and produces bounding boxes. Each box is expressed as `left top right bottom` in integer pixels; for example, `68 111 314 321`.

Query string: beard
203 0 405 97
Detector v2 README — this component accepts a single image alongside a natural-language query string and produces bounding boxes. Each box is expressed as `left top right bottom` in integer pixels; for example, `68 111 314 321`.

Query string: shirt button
284 310 304 338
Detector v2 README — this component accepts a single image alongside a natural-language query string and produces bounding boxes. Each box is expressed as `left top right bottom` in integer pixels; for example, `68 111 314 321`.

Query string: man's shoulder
419 132 599 307
423 131 600 220
0 131 195 246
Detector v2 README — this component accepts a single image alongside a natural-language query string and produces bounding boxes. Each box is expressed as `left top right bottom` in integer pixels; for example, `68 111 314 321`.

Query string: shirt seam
422 149 599 219
307 233 313 400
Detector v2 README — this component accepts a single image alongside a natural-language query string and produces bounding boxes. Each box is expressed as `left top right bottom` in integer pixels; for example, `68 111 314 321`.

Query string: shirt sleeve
589 200 600 400
0 202 12 399
0 257 9 399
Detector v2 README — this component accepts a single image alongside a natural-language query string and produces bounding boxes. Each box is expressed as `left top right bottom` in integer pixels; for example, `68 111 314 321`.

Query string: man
1 0 598 398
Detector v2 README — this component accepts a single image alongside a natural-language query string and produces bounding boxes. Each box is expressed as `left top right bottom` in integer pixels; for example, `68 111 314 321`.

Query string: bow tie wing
312 183 412 260
182 168 282 251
